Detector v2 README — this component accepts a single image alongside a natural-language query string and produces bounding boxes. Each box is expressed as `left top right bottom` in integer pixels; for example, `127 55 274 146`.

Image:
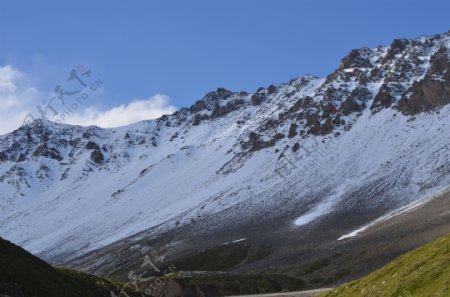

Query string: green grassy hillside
322 232 450 297
0 237 138 297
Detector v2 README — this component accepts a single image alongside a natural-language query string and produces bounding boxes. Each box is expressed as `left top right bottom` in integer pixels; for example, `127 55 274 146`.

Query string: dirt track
227 288 332 297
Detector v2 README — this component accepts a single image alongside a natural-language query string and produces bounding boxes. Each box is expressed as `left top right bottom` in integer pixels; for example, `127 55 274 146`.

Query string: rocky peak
339 48 373 69
203 87 234 101
188 87 244 118
382 38 409 63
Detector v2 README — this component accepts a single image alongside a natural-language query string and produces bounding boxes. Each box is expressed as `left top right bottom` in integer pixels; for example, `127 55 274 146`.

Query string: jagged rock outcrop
32 143 63 161
251 92 265 106
371 84 393 110
397 46 450 115
339 98 361 115
340 49 373 69
398 79 450 115
382 39 409 63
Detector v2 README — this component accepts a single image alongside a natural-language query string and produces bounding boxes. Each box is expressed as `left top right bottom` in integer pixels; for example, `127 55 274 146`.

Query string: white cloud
0 65 21 93
0 65 177 135
0 65 39 135
66 95 177 128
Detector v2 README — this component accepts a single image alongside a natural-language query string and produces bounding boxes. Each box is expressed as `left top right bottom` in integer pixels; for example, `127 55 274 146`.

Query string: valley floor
227 288 332 297
64 186 450 290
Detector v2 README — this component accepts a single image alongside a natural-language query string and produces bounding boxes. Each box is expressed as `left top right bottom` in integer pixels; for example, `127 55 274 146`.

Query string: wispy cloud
0 65 39 134
0 64 177 135
66 95 177 128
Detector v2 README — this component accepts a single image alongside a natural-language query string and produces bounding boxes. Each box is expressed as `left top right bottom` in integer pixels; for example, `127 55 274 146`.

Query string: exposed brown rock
251 93 265 106
321 103 338 118
382 39 409 63
321 117 333 135
211 99 245 118
340 98 362 116
371 84 393 110
189 88 234 114
397 79 450 115
323 87 340 101
426 47 450 80
32 143 63 161
340 49 372 69
85 141 100 150
306 114 322 135
306 114 320 127
349 86 372 101
288 123 298 138
369 67 382 80
192 114 210 126
352 68 369 84
204 88 233 101
192 115 201 126
91 149 104 164
279 96 316 122
242 132 276 152
189 100 207 113
261 119 279 131
267 84 276 95
332 113 345 126
273 133 284 141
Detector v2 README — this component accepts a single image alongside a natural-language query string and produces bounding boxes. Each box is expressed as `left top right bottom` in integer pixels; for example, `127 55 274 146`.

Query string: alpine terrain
1 31 450 290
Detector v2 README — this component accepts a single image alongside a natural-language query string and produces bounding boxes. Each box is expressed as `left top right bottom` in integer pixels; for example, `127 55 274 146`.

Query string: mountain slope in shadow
0 237 138 297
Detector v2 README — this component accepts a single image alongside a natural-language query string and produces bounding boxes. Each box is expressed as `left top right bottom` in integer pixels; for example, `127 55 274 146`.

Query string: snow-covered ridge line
0 31 449 263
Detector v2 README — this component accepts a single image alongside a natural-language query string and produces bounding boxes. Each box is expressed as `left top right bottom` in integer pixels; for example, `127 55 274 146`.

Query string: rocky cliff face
0 31 450 277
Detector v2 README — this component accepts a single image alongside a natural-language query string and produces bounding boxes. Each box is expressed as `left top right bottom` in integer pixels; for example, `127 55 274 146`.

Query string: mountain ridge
1 31 450 284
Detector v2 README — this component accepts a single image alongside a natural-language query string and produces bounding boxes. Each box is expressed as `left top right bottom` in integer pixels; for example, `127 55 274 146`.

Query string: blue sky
0 0 449 133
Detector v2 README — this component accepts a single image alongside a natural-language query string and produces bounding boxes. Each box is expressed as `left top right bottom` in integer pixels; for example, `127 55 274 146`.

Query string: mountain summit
1 31 450 283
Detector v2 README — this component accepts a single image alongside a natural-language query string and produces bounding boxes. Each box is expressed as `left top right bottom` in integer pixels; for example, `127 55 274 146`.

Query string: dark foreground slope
321 232 450 297
0 236 309 297
0 237 138 297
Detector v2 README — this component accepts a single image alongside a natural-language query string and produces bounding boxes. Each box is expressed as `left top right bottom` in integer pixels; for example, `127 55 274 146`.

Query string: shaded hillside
0 237 137 297
321 232 450 297
0 236 312 297
137 272 307 297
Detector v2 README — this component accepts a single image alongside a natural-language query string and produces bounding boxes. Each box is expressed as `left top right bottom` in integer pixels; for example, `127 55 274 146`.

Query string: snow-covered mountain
1 31 450 270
